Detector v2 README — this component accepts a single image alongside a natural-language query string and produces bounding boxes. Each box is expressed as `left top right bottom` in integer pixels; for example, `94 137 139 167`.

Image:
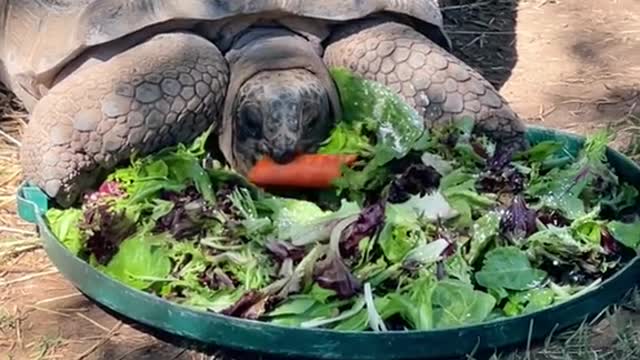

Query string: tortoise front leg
324 19 526 146
20 32 229 206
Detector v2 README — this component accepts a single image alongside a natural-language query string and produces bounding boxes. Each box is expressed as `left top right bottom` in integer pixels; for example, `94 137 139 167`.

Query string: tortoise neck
230 26 322 57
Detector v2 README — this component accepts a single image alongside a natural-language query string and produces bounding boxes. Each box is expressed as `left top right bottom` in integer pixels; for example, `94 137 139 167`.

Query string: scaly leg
324 19 526 145
20 32 229 206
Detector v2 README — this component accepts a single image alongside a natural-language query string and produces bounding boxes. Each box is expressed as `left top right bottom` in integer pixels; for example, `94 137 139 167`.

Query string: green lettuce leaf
421 152 454 176
570 207 604 244
503 288 555 316
181 289 245 313
281 200 361 246
527 130 618 220
162 152 215 203
267 297 318 317
317 121 374 156
400 191 459 222
46 208 85 256
328 68 429 200
262 198 329 237
330 68 425 157
439 169 494 228
514 140 564 163
445 252 473 284
378 204 425 263
466 211 501 266
107 133 215 205
405 276 436 330
101 231 172 290
382 276 437 330
525 210 610 272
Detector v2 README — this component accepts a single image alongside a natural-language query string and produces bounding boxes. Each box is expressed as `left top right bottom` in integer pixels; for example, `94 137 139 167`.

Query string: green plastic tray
16 126 640 360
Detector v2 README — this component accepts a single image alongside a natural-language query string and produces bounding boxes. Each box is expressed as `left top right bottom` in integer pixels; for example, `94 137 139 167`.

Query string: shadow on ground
512 5 640 153
440 0 520 90
498 0 640 149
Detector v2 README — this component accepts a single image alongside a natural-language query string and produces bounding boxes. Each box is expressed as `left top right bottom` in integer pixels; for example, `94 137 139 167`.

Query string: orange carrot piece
247 154 358 189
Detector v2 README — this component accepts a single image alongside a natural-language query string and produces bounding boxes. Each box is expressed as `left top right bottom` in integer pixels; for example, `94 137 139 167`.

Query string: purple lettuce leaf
313 255 362 299
313 218 363 299
266 240 306 262
154 187 215 240
83 181 125 203
600 228 621 255
500 195 538 242
199 267 237 290
388 164 442 204
341 202 386 257
220 291 276 320
537 210 570 227
81 200 136 265
477 144 525 194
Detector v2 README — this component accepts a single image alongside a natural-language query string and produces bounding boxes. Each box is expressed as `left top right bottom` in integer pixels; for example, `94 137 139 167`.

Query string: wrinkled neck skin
220 26 342 174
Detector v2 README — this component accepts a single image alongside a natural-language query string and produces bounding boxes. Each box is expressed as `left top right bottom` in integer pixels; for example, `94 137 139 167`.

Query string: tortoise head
231 69 333 172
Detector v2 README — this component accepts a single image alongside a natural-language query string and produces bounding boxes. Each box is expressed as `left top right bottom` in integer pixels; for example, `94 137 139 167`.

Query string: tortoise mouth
233 138 317 175
230 139 268 175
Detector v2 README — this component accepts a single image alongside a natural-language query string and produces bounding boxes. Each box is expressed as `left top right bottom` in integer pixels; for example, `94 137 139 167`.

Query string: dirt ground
2 1 640 359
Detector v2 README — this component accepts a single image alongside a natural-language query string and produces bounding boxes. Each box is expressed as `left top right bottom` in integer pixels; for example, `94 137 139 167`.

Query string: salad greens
45 68 640 331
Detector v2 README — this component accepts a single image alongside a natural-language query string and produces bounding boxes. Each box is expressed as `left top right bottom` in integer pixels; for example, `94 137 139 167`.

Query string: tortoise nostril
257 140 269 154
270 148 296 164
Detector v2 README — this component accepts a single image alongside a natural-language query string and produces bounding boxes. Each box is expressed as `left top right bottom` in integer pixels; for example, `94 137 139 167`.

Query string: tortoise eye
308 115 321 128
303 103 318 125
240 107 262 138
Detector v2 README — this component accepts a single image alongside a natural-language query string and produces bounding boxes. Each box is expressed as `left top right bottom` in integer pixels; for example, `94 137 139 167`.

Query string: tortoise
1 0 526 206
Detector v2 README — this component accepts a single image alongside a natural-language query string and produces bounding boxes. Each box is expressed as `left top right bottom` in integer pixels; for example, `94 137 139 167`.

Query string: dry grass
440 0 519 89
618 114 640 162
495 290 640 360
0 83 33 254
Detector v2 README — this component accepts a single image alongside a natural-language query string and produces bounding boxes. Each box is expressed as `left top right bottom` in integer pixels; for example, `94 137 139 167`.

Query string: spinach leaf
515 140 564 163
475 247 547 291
432 279 496 328
607 220 640 250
